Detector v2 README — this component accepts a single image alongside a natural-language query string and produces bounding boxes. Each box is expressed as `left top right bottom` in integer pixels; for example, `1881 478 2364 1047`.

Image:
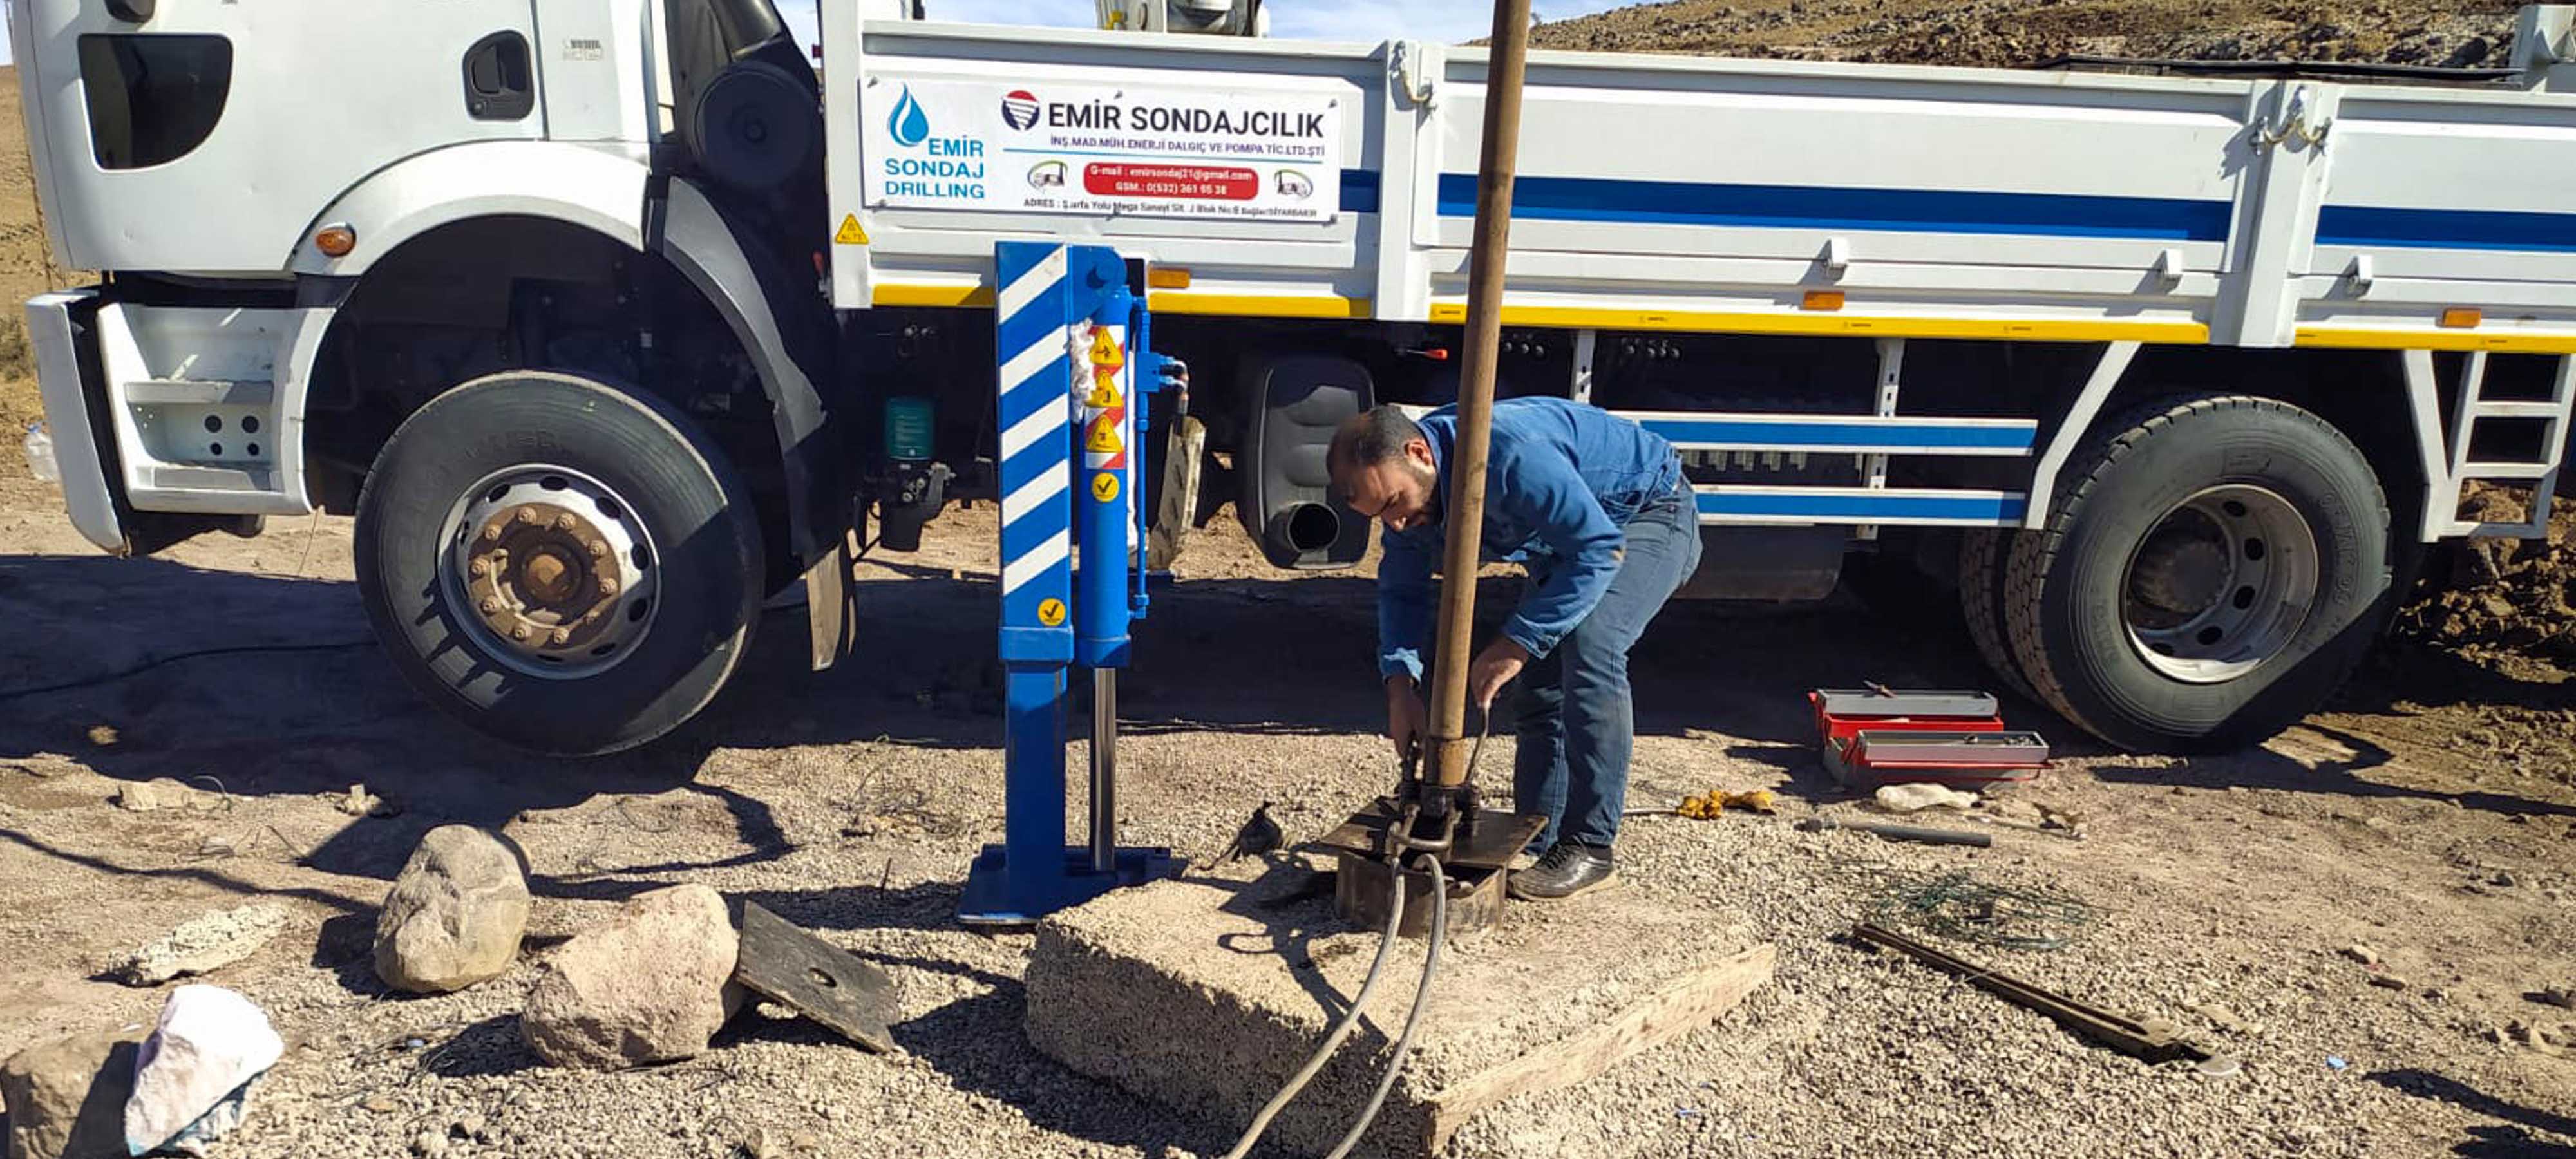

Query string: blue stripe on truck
1638 417 2036 452
2316 205 2576 253
1436 174 2233 242
1697 489 2029 523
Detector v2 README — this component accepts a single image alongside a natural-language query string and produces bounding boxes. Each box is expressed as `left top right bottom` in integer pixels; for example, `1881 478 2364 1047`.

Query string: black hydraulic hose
1322 853 1449 1159
1220 869 1410 1159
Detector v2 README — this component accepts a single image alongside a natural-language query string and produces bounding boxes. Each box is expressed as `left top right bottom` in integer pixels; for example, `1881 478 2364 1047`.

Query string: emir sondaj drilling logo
882 86 985 200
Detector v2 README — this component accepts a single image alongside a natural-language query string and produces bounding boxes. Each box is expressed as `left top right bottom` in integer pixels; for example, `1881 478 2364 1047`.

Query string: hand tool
1853 922 2233 1071
1798 815 1993 847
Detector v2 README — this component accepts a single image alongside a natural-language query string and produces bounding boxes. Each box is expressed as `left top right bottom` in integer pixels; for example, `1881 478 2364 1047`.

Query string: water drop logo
888 86 931 148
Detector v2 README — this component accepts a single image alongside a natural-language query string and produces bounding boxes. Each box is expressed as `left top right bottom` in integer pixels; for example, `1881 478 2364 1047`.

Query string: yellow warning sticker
1087 326 1125 370
834 214 870 245
1086 377 1124 410
1092 471 1121 502
1037 598 1066 626
1086 419 1124 455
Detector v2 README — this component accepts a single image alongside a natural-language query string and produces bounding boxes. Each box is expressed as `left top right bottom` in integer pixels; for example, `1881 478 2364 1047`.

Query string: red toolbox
1810 688 2049 789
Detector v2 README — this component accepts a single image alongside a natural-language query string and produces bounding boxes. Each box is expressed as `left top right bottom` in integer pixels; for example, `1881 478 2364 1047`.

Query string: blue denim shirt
1378 398 1684 682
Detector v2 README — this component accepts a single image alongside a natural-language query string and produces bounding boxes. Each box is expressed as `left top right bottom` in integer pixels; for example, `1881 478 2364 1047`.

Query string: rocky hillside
1529 0 2525 70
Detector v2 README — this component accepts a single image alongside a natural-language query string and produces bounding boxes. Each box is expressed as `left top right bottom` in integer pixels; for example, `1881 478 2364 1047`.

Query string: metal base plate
956 845 1182 927
735 901 900 1053
1334 853 1509 938
1312 802 1548 872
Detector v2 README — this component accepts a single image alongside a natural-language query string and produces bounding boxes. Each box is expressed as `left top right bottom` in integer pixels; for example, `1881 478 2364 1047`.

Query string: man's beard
1410 457 1443 525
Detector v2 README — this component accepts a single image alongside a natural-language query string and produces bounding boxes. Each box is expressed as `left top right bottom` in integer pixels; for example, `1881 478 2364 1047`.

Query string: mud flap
802 529 861 670
1146 414 1206 572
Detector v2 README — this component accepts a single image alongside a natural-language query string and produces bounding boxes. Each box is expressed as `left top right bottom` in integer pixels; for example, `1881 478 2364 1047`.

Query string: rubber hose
1321 854 1448 1159
1219 869 1410 1159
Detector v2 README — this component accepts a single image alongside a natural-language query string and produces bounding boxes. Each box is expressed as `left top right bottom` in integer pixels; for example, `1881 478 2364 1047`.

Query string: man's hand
1468 637 1530 710
1385 675 1428 763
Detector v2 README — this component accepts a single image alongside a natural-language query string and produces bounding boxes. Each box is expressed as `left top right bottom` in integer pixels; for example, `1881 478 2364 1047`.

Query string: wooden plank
1421 942 1776 1153
734 901 901 1054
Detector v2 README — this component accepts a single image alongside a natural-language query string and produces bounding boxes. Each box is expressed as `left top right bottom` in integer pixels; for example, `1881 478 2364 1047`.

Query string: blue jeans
1512 484 1702 853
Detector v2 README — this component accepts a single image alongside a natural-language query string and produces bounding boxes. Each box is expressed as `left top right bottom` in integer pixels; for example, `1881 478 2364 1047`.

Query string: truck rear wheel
2002 395 2394 753
354 372 764 755
1957 529 2038 704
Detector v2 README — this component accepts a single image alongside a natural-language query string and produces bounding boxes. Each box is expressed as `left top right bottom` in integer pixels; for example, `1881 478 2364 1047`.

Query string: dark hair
1329 406 1425 478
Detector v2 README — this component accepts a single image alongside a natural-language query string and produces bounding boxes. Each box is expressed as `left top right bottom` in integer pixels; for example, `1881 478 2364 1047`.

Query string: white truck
14 0 2576 755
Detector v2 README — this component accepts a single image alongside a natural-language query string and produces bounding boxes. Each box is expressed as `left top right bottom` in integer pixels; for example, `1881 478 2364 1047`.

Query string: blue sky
0 3 1620 66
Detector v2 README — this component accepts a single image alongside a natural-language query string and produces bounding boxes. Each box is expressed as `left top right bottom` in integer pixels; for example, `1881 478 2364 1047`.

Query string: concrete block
1027 865 1774 1158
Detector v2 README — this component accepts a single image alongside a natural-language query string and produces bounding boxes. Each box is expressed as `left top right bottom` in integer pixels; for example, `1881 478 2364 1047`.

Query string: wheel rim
437 464 660 680
2121 484 2318 684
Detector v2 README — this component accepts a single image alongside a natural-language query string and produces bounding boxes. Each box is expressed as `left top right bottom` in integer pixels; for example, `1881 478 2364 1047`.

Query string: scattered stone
790 1131 820 1153
520 884 743 1070
2369 975 2409 992
86 724 118 748
2535 988 2576 1010
374 825 531 994
412 1129 448 1158
332 783 398 818
450 1113 488 1142
744 1127 783 1159
110 903 289 986
359 1093 400 1114
114 778 208 813
2510 1021 2566 1057
2342 944 2382 967
2193 1003 2250 1033
2492 871 2519 888
125 985 285 1157
1 1026 148 1159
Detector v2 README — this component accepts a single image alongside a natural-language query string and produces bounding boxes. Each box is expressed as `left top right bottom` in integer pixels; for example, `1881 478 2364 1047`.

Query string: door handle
461 31 534 120
106 0 154 22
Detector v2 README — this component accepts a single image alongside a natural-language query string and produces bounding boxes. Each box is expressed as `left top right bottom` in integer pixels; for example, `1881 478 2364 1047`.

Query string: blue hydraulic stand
960 242 1185 926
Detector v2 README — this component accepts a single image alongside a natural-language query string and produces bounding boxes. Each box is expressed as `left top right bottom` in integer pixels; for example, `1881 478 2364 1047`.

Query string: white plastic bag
23 421 58 484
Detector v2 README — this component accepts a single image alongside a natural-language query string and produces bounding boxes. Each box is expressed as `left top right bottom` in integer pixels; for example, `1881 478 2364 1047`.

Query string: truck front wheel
354 372 764 755
2002 394 2396 753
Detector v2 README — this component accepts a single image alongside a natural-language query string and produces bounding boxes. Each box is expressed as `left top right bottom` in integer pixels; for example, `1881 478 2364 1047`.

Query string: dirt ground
5 17 2576 1159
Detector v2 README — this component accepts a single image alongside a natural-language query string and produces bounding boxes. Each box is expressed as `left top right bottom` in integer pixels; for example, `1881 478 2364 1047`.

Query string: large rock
110 903 289 986
1 1027 146 1159
113 779 208 813
124 986 283 1157
520 885 742 1070
374 826 530 993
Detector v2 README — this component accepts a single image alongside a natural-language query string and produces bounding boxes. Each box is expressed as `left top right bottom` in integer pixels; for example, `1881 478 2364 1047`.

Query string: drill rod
1423 0 1533 793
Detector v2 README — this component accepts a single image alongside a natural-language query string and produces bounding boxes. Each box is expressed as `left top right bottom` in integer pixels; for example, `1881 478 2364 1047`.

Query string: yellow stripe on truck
2294 326 2576 355
871 284 1372 321
1144 292 1372 319
1426 302 2208 344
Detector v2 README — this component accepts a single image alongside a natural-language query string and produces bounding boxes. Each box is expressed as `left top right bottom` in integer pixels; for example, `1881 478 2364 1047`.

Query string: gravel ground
5 477 2575 1157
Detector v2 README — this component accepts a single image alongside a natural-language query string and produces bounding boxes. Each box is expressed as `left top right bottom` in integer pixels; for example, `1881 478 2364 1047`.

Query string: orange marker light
1146 267 1192 289
314 224 357 258
2439 306 2483 329
1801 290 1846 312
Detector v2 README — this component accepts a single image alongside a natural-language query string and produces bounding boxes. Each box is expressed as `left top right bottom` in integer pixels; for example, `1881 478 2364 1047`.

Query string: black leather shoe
1508 842 1616 901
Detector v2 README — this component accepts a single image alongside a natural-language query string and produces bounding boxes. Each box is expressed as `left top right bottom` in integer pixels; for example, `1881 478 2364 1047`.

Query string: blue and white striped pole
961 242 1174 924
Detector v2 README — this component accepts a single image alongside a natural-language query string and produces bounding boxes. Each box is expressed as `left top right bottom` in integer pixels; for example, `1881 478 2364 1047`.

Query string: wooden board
734 901 900 1053
1421 942 1776 1152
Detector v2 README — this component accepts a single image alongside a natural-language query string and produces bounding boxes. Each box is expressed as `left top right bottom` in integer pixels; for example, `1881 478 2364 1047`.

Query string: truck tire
2002 394 2394 753
354 372 764 755
1956 529 2038 704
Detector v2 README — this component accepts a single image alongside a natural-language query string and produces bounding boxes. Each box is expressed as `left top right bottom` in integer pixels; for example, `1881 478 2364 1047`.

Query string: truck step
123 379 277 406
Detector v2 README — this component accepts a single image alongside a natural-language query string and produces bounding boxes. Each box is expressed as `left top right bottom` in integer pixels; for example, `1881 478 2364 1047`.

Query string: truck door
14 0 542 274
